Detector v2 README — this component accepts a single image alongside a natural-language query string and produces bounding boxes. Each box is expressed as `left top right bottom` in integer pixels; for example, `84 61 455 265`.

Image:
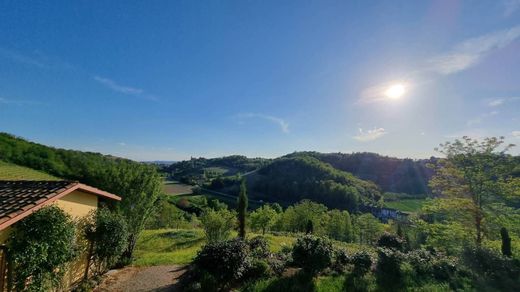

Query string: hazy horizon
1 1 519 160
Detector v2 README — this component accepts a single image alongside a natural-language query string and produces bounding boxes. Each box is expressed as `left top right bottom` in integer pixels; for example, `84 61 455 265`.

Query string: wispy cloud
236 113 289 133
94 76 144 95
0 97 39 106
93 76 158 101
487 96 520 107
503 0 520 17
428 25 520 75
467 110 499 126
353 127 386 142
512 130 520 137
0 47 46 68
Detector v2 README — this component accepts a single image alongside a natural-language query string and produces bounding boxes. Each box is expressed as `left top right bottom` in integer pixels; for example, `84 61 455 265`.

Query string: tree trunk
121 234 137 263
84 241 94 280
475 210 483 246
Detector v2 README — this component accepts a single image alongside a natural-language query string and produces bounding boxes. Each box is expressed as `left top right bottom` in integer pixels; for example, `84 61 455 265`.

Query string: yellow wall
55 190 98 219
0 227 11 244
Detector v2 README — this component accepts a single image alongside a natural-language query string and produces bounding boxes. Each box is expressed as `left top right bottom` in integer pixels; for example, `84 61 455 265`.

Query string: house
0 180 121 291
359 205 409 223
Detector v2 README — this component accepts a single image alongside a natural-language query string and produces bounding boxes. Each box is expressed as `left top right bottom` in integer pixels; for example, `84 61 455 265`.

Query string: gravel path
95 265 186 292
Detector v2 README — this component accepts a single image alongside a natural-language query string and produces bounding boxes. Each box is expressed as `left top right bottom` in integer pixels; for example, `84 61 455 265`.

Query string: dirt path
95 265 187 292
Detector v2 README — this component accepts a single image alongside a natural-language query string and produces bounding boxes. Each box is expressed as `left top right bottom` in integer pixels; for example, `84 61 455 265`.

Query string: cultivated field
0 161 59 180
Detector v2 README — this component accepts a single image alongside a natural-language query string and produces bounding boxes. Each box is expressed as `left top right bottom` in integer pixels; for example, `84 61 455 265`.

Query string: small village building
0 180 121 291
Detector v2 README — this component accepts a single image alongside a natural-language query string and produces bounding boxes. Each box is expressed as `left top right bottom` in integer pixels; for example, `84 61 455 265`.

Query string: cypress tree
237 179 248 239
501 227 512 257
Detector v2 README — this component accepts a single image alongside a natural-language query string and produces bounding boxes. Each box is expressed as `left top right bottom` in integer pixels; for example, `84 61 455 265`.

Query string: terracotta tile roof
0 180 121 231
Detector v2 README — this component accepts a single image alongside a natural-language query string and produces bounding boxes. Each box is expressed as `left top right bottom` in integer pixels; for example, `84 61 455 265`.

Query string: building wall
0 228 11 245
55 190 98 219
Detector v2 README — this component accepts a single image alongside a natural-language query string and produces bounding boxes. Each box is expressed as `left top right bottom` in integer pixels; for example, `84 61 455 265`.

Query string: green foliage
429 136 517 245
255 154 381 211
306 219 314 234
0 133 163 261
353 213 384 244
292 235 334 275
501 227 512 257
376 232 404 251
193 238 252 288
375 248 404 290
250 205 279 234
200 208 236 243
0 160 58 180
9 206 77 291
83 208 128 274
248 236 270 258
278 200 328 233
351 251 373 277
324 209 353 242
238 179 248 238
462 246 520 291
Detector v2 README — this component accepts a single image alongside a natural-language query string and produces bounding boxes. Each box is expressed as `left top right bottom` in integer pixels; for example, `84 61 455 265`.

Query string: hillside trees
429 136 517 245
250 204 279 234
200 208 236 243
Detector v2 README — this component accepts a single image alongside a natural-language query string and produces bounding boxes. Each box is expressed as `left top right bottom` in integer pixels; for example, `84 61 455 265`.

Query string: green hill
252 154 381 211
0 160 59 180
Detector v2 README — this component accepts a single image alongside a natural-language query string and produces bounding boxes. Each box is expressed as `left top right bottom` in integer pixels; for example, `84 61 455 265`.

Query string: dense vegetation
163 155 270 185
253 155 381 211
0 132 162 262
287 152 434 195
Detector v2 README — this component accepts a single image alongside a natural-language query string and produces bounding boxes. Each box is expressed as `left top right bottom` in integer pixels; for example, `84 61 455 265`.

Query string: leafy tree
429 136 516 245
238 179 248 238
83 208 128 277
200 208 236 243
280 200 327 233
324 209 353 242
102 161 163 262
250 204 278 234
354 213 384 244
9 206 77 291
501 227 512 257
306 219 314 234
292 235 334 275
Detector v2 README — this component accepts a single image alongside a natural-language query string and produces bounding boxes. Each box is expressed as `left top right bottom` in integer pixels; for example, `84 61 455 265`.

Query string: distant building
360 205 409 222
0 180 121 290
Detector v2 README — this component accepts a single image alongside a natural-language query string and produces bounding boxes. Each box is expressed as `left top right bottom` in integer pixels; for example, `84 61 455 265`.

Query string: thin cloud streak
94 76 144 95
427 25 520 75
504 0 520 16
236 113 290 133
0 97 39 106
353 128 386 142
487 96 520 107
0 47 46 68
467 111 499 126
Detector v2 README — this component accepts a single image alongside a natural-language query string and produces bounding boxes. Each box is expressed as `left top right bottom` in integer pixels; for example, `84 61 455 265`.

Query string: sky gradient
1 1 519 161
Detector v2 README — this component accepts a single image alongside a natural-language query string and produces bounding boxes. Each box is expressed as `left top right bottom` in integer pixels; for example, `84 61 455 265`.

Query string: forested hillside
252 155 381 211
285 152 434 195
164 155 270 184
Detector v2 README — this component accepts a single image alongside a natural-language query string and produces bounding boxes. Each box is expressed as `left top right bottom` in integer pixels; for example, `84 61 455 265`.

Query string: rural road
95 265 187 292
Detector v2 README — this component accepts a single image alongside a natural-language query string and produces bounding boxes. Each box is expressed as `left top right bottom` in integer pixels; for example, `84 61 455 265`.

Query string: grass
384 198 427 213
133 229 205 266
163 181 193 195
0 160 59 180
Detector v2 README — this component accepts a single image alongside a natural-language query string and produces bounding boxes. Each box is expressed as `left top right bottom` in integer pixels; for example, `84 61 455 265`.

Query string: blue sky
1 1 519 161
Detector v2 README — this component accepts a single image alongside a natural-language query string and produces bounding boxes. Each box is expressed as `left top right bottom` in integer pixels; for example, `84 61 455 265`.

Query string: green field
384 198 427 213
0 161 59 180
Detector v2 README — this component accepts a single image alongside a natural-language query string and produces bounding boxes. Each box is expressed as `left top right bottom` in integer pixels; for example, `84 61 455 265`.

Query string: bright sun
385 83 406 99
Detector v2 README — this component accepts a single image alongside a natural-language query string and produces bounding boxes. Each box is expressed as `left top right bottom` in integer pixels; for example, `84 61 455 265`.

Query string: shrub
292 235 334 275
83 208 128 275
376 232 404 251
193 238 252 287
246 259 271 279
248 236 270 258
200 208 236 243
462 246 520 291
332 249 349 272
351 251 372 277
376 248 404 290
9 206 77 291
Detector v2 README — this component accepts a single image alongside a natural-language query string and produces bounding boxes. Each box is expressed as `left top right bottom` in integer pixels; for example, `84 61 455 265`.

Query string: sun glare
385 83 406 99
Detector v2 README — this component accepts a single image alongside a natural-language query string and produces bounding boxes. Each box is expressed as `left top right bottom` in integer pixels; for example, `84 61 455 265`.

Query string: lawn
0 160 59 180
384 198 427 213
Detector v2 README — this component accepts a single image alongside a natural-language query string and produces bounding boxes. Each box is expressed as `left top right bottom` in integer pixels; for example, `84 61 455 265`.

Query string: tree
324 209 353 242
429 136 516 245
501 227 512 257
250 205 278 234
9 206 77 291
83 208 128 277
355 213 384 244
200 208 236 243
103 161 163 262
238 179 248 238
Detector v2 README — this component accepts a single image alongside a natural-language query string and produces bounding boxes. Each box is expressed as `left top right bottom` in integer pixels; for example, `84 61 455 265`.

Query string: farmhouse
0 180 121 290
